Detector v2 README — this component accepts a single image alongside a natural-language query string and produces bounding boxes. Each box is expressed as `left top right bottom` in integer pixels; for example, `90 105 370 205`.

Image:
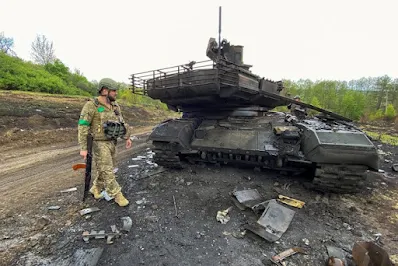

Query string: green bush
369 109 384 121
385 104 396 119
0 52 91 96
118 88 168 110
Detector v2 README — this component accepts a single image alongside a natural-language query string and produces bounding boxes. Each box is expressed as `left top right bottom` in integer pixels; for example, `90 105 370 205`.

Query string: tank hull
148 113 379 193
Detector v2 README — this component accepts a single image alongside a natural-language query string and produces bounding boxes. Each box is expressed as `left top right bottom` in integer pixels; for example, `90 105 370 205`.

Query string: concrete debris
245 199 295 242
135 198 147 205
392 164 398 172
277 195 305 209
270 247 306 265
216 207 232 224
79 207 100 216
60 187 77 193
352 241 394 266
231 230 246 239
302 238 310 246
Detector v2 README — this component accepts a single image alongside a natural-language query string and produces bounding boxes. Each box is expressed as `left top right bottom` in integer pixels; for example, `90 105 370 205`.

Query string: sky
1 0 398 84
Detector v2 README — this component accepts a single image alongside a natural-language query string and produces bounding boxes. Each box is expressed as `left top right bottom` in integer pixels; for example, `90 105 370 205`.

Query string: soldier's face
108 90 117 101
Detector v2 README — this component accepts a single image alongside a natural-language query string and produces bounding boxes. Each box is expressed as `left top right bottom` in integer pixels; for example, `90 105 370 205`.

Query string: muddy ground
1 91 398 266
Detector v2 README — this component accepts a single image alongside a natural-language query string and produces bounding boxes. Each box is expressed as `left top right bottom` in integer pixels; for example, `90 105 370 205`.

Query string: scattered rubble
4 143 398 266
270 247 306 265
216 207 233 224
79 207 100 216
47 205 61 210
246 199 296 242
60 187 78 193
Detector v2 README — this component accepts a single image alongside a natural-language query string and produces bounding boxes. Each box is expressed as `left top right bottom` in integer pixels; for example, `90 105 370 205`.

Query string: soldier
287 95 307 119
78 78 132 207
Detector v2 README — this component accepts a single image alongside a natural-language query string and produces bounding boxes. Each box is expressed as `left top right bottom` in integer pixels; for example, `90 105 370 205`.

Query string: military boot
89 186 103 199
115 192 129 207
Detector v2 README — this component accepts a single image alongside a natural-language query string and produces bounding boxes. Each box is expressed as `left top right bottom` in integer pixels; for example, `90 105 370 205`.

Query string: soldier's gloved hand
80 150 88 160
125 139 132 149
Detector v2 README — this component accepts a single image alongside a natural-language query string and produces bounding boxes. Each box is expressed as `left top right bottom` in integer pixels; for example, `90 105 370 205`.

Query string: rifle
83 134 93 202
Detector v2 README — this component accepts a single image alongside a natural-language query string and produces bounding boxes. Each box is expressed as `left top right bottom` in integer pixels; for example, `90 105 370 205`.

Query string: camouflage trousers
92 140 121 197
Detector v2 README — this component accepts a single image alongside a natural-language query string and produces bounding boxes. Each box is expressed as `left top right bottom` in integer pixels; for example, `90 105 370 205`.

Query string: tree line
279 77 397 121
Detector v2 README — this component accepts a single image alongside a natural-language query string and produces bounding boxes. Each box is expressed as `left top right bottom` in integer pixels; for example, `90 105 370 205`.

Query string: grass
364 130 398 146
1 89 88 99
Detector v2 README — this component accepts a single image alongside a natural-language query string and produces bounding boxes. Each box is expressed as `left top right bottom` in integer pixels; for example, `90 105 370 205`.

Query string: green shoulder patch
78 119 90 126
97 106 105 113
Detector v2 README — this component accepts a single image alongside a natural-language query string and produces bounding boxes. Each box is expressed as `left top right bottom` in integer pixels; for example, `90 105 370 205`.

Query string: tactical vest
92 98 126 140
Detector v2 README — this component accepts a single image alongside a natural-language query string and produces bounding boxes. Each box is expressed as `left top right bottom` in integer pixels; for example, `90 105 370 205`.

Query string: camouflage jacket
78 97 131 151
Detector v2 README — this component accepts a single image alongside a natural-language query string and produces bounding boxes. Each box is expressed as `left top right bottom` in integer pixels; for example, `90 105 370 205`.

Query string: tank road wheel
312 164 368 193
152 141 183 169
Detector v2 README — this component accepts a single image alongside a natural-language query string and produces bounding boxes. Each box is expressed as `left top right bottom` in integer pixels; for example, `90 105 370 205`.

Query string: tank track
152 141 183 169
312 164 368 193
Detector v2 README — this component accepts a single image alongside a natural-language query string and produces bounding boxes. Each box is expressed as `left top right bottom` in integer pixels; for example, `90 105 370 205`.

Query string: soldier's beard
107 95 116 102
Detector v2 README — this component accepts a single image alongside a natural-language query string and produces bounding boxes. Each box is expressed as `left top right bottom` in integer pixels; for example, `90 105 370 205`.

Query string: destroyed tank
130 37 379 193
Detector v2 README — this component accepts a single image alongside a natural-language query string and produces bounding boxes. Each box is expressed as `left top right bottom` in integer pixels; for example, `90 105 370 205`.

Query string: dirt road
0 129 152 218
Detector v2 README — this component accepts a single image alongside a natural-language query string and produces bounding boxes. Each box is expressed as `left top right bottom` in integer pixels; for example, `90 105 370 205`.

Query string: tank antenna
218 6 222 58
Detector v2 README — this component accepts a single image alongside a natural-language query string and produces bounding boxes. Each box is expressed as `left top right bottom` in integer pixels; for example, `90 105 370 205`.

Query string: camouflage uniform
288 96 307 119
78 89 131 199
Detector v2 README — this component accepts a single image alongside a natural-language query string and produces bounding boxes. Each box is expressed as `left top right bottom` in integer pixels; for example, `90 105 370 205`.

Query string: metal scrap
121 216 132 232
326 246 347 266
82 226 122 244
277 195 305 209
79 207 100 216
270 247 306 265
352 241 394 266
173 195 178 217
231 188 266 210
67 247 104 266
327 257 345 266
245 199 296 242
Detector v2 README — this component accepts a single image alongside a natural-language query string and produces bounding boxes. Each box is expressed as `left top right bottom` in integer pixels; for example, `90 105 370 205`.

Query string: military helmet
98 78 118 92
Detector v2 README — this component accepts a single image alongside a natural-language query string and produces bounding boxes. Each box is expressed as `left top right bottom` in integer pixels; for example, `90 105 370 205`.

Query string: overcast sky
1 0 397 83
